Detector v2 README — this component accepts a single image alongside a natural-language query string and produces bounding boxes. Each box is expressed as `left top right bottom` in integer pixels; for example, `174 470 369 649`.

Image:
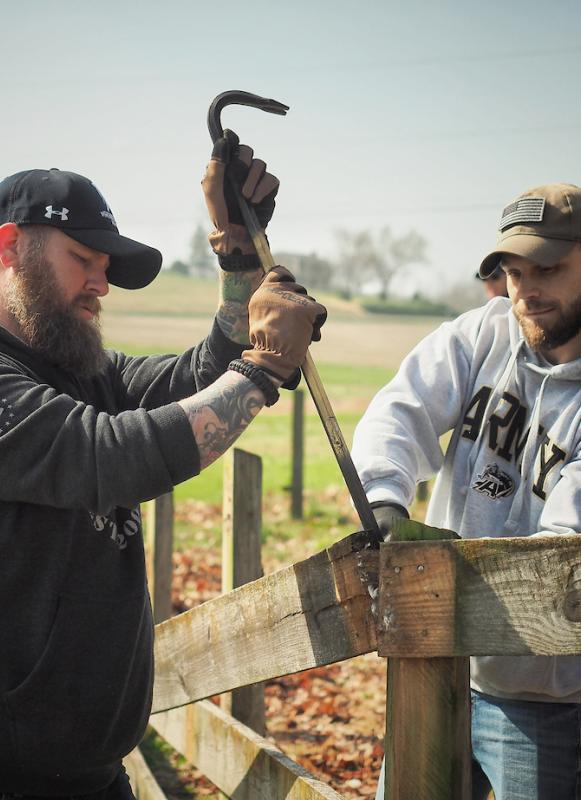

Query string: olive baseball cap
0 168 162 289
479 183 581 278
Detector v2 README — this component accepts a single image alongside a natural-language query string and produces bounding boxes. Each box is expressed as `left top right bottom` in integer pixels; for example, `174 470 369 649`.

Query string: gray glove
370 501 409 544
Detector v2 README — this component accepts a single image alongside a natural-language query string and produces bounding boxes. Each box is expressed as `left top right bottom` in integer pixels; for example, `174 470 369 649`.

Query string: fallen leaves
265 658 385 798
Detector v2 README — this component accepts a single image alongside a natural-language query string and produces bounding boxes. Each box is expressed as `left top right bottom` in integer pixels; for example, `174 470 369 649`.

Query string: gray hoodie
352 297 581 701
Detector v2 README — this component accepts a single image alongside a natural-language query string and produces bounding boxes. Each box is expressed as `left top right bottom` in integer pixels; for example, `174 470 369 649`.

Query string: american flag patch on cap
499 197 545 231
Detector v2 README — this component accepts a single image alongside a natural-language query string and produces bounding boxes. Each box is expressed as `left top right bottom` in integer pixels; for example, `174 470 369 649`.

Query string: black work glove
369 501 410 544
201 129 279 271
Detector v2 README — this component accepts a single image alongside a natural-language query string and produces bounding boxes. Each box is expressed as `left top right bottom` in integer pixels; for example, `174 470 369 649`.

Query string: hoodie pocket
4 592 153 775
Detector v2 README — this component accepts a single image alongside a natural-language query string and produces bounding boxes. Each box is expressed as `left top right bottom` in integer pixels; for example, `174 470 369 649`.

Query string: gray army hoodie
352 297 581 702
0 321 244 795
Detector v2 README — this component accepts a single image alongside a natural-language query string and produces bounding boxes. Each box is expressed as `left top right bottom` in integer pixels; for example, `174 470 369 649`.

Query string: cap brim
64 229 162 289
479 235 575 279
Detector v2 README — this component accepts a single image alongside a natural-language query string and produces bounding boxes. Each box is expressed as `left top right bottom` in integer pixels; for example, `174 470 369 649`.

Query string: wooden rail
378 534 581 657
125 747 168 800
150 701 343 800
152 529 378 713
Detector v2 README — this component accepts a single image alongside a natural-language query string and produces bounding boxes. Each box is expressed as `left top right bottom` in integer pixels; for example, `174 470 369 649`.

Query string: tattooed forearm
216 269 263 344
178 371 266 470
216 300 250 344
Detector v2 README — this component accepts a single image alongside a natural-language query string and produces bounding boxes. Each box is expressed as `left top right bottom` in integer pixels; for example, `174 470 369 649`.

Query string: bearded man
0 148 325 798
352 184 581 800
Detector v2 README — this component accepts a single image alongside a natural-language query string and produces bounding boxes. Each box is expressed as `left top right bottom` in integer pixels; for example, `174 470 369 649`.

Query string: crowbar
208 90 379 538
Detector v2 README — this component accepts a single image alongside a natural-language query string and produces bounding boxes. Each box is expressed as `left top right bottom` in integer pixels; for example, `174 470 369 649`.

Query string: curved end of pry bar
207 90 289 143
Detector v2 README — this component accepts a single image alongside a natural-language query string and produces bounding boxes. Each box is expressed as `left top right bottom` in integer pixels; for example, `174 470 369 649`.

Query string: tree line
171 223 428 294
168 223 464 315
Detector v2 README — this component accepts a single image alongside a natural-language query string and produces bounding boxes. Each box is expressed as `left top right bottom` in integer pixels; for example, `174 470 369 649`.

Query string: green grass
170 409 366 506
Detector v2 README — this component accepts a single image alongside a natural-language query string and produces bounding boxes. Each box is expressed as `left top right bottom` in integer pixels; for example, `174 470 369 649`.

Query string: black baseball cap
0 168 162 289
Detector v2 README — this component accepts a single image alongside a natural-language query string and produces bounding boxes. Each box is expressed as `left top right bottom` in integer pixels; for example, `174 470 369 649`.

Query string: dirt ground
103 309 441 370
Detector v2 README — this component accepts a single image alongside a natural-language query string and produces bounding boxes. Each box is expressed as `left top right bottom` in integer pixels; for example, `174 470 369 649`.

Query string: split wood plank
124 746 168 800
221 449 265 734
151 701 344 800
152 530 379 713
378 534 581 657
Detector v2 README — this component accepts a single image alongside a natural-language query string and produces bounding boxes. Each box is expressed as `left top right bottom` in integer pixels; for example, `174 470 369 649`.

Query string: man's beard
4 240 107 379
514 297 581 354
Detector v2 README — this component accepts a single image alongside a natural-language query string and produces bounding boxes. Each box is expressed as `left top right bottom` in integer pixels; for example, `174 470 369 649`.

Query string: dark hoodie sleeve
0 365 200 513
111 319 246 410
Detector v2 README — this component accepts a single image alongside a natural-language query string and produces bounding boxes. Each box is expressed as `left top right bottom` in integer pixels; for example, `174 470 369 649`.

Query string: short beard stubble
4 228 107 378
515 297 581 354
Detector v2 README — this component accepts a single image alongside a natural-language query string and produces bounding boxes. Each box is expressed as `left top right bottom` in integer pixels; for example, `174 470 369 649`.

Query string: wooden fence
125 449 581 799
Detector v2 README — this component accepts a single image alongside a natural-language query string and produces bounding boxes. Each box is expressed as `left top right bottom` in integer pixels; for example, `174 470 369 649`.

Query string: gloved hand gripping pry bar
208 90 380 537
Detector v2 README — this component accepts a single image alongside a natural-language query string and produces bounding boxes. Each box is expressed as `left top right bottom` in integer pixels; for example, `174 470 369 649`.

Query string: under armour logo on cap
45 205 69 221
499 198 545 231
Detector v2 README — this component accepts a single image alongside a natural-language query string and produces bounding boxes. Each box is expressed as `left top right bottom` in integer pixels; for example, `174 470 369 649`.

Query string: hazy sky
2 0 580 295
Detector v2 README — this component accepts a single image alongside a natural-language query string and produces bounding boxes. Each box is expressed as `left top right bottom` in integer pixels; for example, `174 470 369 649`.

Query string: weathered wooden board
384 517 471 800
124 746 168 800
379 535 581 657
151 701 344 800
385 658 471 800
152 531 379 713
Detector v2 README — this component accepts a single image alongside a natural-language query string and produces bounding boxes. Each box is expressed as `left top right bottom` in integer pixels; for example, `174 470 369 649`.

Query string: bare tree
334 229 377 298
373 226 428 299
333 227 428 299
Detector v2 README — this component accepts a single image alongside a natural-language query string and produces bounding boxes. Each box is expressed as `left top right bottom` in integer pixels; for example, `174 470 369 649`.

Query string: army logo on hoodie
473 463 515 499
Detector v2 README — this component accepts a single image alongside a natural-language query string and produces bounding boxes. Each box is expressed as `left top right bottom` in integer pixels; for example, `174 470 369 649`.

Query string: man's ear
0 223 21 271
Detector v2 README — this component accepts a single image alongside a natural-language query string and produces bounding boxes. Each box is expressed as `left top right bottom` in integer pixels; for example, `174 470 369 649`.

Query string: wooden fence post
291 389 304 520
382 520 471 800
146 493 174 625
221 448 265 735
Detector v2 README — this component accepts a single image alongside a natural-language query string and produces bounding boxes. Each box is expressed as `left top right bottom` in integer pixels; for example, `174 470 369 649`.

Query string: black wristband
217 251 261 272
228 359 280 406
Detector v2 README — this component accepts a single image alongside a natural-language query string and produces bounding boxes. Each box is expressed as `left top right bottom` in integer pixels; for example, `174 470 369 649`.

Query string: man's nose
516 274 541 301
86 264 110 297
